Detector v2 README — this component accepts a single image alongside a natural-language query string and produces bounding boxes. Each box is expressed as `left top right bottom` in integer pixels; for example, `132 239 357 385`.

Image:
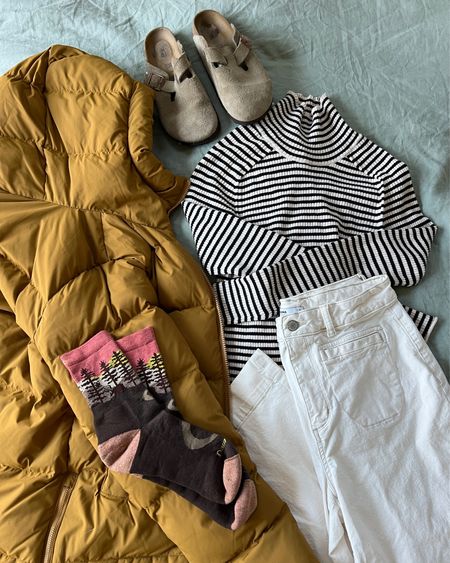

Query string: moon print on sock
181 420 218 450
167 398 178 411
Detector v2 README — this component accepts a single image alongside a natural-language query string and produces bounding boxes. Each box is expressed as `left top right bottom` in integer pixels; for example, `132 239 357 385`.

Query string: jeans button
286 320 299 332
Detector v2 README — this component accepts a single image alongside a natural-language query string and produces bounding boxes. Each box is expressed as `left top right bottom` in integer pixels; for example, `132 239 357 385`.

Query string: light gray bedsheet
0 0 448 374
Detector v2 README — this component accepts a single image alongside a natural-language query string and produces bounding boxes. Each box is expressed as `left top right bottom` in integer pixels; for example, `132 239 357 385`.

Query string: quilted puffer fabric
0 45 315 562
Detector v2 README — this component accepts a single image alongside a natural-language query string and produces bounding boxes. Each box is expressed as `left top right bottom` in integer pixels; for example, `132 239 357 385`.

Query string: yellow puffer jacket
0 45 316 563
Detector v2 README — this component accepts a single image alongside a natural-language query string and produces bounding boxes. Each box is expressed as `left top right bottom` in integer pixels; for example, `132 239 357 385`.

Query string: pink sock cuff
60 330 114 367
116 326 156 352
60 326 163 390
60 331 123 384
116 326 160 371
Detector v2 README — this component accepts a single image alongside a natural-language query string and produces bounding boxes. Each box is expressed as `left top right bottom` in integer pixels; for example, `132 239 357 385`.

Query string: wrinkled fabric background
0 0 448 374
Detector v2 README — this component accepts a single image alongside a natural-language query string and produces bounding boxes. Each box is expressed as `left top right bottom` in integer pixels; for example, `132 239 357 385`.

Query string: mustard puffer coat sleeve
0 45 316 562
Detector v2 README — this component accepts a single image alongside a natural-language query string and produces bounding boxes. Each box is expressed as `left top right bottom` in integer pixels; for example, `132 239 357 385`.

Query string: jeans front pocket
320 327 403 427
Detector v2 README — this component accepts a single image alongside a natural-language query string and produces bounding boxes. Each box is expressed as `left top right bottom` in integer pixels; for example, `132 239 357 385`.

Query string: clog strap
172 53 193 82
233 39 249 66
195 25 252 68
144 63 175 93
232 25 252 66
204 46 228 67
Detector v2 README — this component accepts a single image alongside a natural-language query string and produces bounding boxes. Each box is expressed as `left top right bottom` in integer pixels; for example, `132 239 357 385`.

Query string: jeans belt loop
320 304 336 337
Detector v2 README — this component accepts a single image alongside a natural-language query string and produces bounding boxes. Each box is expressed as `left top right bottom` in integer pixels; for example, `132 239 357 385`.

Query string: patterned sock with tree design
60 327 257 529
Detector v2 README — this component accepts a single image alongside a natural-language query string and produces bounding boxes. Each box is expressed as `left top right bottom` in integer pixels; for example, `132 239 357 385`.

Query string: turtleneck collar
255 91 363 164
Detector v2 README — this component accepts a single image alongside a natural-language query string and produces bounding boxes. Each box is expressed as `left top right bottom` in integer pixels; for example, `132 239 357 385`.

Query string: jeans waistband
278 274 397 336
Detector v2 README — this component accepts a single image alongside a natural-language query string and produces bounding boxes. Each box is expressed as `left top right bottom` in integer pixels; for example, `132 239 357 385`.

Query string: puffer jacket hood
0 45 316 562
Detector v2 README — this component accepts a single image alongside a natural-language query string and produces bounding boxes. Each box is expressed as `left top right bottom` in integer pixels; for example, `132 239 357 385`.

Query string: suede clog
145 27 219 144
193 10 272 124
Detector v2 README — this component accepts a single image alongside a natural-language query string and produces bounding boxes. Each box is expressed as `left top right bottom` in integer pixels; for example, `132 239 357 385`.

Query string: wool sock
113 329 257 529
60 327 245 507
116 327 244 505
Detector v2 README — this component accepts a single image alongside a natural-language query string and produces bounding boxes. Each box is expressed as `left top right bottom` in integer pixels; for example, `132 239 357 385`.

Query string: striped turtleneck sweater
183 92 438 378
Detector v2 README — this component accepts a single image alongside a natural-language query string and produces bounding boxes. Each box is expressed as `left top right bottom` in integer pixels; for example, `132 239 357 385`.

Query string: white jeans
231 274 450 563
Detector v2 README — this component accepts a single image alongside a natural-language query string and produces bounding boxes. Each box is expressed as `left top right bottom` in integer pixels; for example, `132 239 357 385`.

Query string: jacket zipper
213 284 231 417
42 473 77 563
199 269 231 417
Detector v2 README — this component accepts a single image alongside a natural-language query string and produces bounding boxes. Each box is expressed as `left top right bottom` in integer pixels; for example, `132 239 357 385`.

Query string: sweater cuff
402 305 438 342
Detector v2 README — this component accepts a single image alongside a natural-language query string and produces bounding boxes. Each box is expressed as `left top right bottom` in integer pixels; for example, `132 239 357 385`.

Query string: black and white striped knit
183 92 438 378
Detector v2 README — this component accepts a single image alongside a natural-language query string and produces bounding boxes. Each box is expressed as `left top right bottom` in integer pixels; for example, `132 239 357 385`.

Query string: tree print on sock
136 357 153 390
149 352 169 394
135 353 169 393
76 349 145 407
100 360 119 387
78 367 111 406
110 350 139 388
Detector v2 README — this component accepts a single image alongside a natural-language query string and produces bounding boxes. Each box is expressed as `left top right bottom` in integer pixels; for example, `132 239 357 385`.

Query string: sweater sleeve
183 200 304 277
183 128 304 276
214 139 438 328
